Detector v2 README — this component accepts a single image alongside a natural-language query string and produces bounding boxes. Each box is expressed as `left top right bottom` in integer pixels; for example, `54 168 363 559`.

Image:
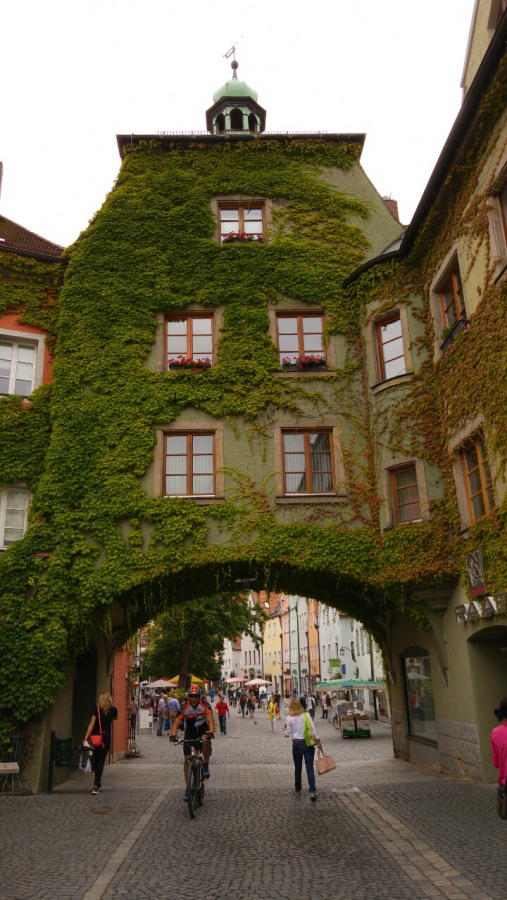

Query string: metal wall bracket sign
466 547 486 597
455 593 507 623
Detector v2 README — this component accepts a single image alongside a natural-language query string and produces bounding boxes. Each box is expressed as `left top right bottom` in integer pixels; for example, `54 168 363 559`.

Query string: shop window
282 430 334 495
276 314 325 365
0 339 37 397
402 648 437 743
390 464 421 524
166 315 213 366
219 202 264 242
0 485 29 548
459 433 495 522
375 312 406 381
164 433 215 497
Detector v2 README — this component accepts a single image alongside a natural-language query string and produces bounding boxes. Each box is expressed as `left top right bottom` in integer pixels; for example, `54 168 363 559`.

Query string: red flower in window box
168 356 211 371
281 355 326 370
221 232 264 244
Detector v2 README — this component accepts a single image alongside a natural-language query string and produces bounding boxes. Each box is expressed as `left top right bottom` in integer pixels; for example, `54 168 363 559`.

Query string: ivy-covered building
1 2 507 792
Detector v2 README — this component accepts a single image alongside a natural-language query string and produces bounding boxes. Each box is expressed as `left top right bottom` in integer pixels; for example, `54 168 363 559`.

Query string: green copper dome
213 78 259 103
213 60 259 103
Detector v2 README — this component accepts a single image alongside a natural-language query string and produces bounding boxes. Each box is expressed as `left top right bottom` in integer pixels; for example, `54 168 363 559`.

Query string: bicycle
172 735 211 819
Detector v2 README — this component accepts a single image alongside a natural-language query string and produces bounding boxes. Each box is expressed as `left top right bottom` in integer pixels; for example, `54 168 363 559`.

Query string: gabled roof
0 216 63 262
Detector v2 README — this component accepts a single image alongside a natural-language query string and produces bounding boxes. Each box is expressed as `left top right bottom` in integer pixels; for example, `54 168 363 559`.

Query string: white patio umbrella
245 678 270 687
225 677 246 683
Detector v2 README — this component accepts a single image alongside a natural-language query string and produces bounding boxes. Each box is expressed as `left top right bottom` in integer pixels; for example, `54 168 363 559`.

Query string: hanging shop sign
466 547 486 597
455 593 507 623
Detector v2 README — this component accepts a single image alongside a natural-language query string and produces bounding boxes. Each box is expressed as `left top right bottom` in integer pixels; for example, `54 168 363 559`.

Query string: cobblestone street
1 709 505 899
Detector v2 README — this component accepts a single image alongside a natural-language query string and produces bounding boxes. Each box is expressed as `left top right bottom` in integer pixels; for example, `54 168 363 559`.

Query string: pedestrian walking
215 696 230 734
239 691 247 717
299 692 307 710
166 693 180 731
156 694 167 735
83 692 118 795
128 695 138 736
267 694 278 731
247 691 256 718
307 692 316 720
492 697 507 788
274 690 282 719
283 698 323 801
210 685 215 702
321 692 332 719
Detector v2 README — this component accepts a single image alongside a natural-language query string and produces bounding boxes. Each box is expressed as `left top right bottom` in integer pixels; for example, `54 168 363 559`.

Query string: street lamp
340 645 356 662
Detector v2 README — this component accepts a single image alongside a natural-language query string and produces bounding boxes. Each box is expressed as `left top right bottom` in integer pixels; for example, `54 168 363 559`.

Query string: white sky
0 0 476 248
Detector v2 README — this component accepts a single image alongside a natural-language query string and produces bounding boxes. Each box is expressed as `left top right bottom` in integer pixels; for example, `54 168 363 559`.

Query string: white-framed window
0 337 39 397
0 485 29 548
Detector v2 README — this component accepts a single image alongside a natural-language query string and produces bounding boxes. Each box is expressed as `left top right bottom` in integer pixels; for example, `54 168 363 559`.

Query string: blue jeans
218 715 227 733
292 740 316 793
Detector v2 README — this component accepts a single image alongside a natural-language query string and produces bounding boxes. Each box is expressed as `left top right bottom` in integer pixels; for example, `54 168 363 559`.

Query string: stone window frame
382 456 430 530
370 304 413 392
210 195 272 244
273 420 346 504
166 312 215 367
449 418 498 530
268 302 337 373
153 420 225 504
0 328 46 398
429 247 468 357
153 307 224 374
487 149 507 282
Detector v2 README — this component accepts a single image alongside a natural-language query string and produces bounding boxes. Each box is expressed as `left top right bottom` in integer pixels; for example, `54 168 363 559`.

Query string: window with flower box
164 433 215 497
460 434 495 523
0 485 29 549
219 202 264 243
166 315 213 368
277 314 325 367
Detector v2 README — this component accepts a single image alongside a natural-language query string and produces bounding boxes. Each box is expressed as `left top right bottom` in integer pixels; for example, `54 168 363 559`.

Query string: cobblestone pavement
1 709 505 899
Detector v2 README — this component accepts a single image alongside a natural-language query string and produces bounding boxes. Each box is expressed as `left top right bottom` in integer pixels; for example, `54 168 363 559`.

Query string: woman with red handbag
83 692 118 795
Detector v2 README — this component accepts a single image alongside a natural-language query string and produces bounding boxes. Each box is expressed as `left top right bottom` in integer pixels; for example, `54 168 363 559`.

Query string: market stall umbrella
245 678 270 687
225 677 246 683
168 675 206 685
148 678 177 689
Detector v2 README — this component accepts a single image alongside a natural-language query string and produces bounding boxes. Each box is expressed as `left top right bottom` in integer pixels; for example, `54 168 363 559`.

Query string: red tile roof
0 216 63 261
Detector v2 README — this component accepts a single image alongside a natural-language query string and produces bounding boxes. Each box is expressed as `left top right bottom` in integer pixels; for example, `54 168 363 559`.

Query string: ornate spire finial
223 38 243 78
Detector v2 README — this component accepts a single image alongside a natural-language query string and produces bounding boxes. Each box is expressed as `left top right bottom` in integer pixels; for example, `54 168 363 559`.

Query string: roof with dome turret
213 60 259 103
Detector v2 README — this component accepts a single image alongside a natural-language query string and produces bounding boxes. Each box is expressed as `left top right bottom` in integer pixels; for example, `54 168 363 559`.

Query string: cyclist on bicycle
170 684 214 797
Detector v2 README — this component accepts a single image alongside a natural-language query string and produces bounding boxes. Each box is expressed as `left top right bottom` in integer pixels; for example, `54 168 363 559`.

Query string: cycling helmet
187 684 202 697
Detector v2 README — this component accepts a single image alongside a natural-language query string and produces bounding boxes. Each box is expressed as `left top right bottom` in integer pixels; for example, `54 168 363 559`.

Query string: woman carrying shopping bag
282 698 323 801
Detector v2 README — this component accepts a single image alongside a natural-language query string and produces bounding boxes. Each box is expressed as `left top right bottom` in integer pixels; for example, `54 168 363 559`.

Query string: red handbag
90 705 105 749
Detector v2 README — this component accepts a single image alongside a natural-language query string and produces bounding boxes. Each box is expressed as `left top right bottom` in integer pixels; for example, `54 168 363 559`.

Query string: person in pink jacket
491 697 507 788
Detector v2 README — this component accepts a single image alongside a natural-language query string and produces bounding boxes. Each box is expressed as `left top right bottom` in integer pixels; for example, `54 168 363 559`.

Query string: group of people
84 677 339 801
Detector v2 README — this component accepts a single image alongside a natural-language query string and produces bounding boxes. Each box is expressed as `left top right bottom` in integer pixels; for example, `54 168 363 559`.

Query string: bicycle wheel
332 714 340 731
186 760 199 819
197 762 205 806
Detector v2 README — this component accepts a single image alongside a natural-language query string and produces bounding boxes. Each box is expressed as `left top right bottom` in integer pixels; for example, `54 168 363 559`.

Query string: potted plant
168 356 212 371
281 354 327 372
